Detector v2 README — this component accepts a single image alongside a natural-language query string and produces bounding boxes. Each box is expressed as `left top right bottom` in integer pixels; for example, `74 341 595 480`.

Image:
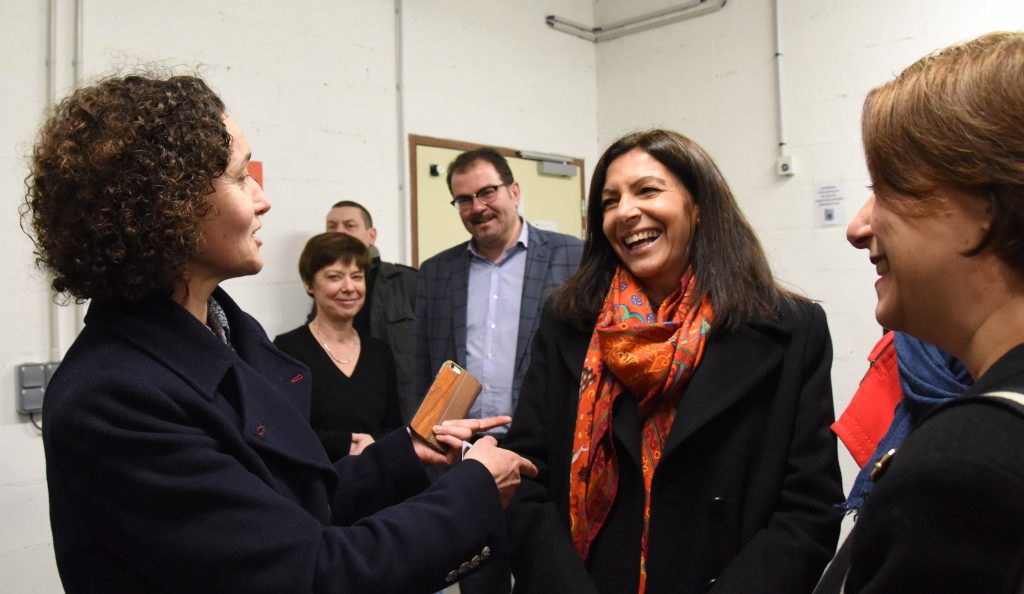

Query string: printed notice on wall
813 182 845 229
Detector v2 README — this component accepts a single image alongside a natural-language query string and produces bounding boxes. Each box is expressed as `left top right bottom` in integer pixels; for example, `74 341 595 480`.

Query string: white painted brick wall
594 0 1024 538
2 0 1021 588
0 0 597 589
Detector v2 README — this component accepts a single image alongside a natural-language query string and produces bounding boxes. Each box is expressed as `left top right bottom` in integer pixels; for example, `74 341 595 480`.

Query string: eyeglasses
450 184 506 212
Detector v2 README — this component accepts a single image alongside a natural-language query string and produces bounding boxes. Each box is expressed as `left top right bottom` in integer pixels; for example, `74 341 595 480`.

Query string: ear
368 227 378 247
303 280 314 296
508 181 522 206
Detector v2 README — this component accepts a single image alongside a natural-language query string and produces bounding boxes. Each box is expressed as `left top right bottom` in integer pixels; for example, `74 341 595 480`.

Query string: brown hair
22 73 230 302
862 31 1024 271
553 129 800 331
298 232 372 286
446 147 515 193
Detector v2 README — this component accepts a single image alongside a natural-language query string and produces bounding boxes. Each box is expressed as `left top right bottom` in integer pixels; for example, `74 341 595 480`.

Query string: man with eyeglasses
414 148 582 593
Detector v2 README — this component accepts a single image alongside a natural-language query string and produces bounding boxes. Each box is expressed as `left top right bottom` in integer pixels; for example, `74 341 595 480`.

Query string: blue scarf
843 332 972 512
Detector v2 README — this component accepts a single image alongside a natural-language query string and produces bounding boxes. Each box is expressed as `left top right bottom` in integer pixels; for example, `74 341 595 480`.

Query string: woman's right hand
463 437 538 508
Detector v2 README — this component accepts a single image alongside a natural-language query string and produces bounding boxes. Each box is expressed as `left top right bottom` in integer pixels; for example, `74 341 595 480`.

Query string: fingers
437 416 512 434
518 456 539 478
432 424 475 442
434 433 463 450
471 416 513 432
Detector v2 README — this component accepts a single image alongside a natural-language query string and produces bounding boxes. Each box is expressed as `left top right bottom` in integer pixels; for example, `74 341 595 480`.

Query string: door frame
408 133 585 266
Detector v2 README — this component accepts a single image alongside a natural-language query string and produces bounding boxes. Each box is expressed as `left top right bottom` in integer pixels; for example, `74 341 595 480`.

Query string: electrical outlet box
17 362 59 414
776 155 797 177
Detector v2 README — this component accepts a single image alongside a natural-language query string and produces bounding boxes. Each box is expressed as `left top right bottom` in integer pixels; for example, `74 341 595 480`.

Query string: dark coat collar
85 288 331 472
554 308 797 462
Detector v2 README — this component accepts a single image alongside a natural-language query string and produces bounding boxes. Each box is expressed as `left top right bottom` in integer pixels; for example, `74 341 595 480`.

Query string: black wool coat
503 299 844 594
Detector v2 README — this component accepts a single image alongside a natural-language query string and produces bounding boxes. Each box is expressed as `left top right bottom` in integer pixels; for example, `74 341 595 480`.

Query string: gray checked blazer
414 222 583 415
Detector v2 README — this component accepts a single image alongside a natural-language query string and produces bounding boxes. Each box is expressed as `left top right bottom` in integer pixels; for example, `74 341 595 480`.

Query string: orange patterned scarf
569 266 712 593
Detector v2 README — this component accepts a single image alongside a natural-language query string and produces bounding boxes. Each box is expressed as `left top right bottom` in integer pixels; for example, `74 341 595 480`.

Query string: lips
624 229 661 250
872 256 890 275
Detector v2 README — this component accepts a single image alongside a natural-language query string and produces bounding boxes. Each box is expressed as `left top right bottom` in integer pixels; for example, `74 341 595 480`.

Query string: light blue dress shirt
465 221 529 438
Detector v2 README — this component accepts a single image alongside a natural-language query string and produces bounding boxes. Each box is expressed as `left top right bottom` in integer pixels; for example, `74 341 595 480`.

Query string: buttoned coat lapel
662 320 788 458
89 289 334 480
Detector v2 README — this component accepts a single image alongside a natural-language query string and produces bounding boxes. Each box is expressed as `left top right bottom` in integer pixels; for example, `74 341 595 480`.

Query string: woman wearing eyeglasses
503 130 843 594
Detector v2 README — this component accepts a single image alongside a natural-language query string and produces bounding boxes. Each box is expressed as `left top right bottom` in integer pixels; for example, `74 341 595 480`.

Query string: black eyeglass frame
449 183 508 210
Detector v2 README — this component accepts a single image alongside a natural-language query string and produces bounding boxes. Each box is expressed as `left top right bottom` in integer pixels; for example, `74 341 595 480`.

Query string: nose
847 193 874 249
613 194 640 224
254 182 271 216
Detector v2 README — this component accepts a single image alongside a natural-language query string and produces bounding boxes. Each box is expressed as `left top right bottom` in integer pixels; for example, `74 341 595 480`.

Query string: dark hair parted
330 200 374 228
446 147 514 193
298 232 372 287
552 129 800 331
862 31 1024 275
22 73 230 302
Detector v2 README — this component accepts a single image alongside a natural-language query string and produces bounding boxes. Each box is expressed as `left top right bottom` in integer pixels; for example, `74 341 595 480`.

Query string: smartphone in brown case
409 361 482 452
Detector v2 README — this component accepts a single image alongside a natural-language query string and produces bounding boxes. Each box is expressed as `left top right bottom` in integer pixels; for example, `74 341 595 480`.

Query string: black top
274 324 402 461
840 343 1024 594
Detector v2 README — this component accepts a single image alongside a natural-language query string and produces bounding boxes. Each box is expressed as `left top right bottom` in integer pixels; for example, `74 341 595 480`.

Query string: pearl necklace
310 322 360 365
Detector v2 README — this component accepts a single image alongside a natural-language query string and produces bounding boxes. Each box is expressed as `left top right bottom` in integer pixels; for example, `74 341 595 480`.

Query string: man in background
323 200 418 421
415 149 583 593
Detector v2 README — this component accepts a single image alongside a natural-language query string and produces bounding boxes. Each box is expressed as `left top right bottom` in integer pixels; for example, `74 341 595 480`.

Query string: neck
172 279 217 323
950 293 1024 380
311 316 356 341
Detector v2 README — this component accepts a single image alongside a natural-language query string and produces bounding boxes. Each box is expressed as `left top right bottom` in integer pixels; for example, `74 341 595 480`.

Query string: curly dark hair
22 73 231 302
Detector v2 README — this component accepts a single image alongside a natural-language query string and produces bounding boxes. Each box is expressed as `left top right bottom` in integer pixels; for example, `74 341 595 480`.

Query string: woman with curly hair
25 73 535 594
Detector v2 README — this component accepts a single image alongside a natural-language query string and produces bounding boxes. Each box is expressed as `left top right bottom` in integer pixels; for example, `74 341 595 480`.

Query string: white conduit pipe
394 0 410 263
74 0 87 337
772 0 787 158
46 0 61 362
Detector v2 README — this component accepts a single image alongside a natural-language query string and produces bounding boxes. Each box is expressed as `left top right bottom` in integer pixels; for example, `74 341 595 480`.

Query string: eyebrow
230 151 252 175
602 175 668 194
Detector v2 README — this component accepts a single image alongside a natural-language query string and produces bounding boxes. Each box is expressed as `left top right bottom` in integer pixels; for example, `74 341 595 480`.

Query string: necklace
310 322 360 365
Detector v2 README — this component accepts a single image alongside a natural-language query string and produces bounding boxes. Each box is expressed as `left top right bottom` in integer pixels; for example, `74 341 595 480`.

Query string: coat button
459 562 472 574
708 496 726 515
870 448 897 481
446 570 458 583
470 555 481 568
480 546 492 560
256 423 267 437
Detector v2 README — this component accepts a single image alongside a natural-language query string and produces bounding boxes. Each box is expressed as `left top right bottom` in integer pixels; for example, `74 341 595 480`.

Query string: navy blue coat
43 288 503 594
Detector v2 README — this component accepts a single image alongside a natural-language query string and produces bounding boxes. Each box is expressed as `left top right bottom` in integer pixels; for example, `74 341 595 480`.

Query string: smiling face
847 189 992 346
307 259 366 323
449 159 522 260
600 149 699 305
188 115 270 288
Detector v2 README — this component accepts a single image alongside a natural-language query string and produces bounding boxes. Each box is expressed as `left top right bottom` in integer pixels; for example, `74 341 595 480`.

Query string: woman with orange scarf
503 130 843 594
